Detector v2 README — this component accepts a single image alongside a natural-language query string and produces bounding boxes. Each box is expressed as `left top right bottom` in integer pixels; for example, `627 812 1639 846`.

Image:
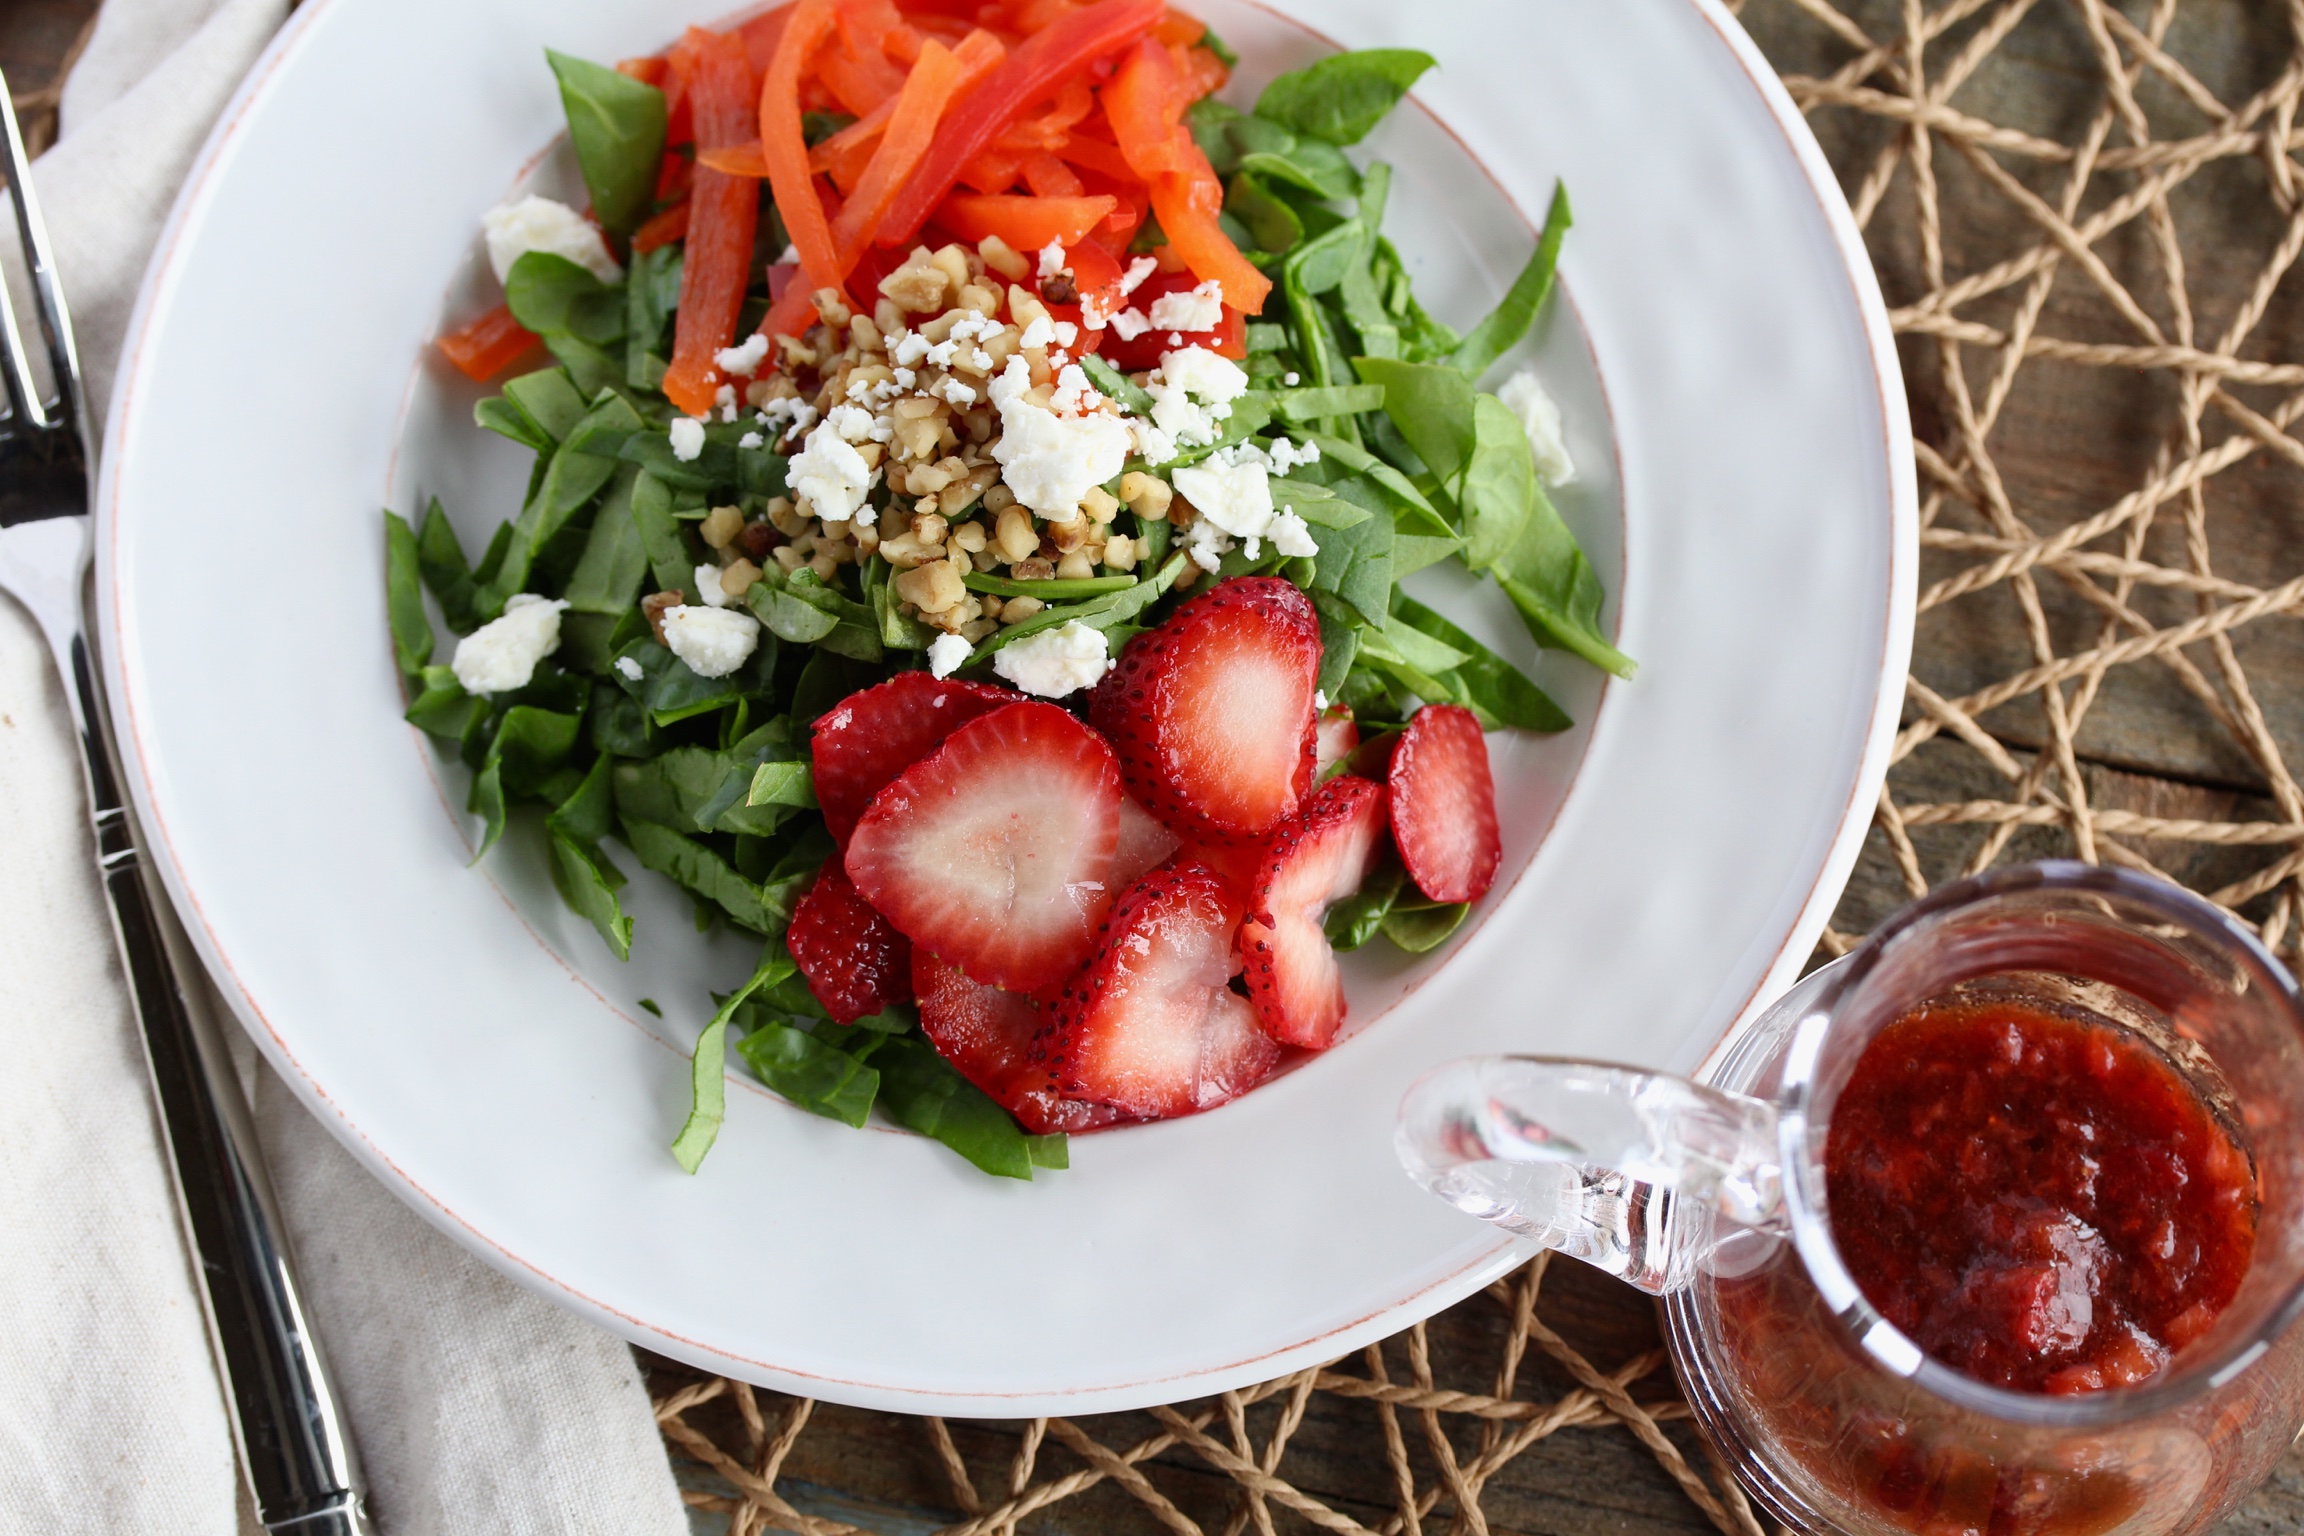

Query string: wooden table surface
16 1 2304 1530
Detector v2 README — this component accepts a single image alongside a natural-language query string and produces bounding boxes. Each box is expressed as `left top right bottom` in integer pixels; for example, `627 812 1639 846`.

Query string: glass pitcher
1398 862 2304 1536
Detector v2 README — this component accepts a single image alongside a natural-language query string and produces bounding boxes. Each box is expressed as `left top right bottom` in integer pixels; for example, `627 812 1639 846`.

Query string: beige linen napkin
1 3 693 1531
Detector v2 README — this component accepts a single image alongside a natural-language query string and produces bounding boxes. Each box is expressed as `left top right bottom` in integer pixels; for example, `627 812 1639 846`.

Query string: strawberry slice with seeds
811 671 1020 845
913 952 1129 1135
1042 864 1284 1118
1389 704 1501 903
1238 776 1388 1048
1090 576 1320 844
1114 792 1182 887
846 700 1121 992
1314 704 1360 778
787 858 915 1024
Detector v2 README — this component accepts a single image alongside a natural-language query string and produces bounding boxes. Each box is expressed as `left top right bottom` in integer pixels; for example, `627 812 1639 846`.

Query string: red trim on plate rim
94 0 1913 1412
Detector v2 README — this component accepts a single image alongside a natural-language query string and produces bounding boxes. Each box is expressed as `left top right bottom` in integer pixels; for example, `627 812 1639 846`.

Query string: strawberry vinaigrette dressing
1824 997 2258 1396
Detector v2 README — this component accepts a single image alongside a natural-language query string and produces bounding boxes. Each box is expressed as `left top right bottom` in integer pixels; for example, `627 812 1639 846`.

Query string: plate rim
93 0 1915 1411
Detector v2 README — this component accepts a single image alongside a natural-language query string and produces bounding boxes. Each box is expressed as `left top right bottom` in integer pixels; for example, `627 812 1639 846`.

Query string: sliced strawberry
1315 704 1359 777
1042 864 1284 1118
1089 576 1320 844
811 671 1020 845
787 858 915 1024
1114 792 1182 887
1175 831 1265 903
1389 704 1502 903
913 952 1128 1134
846 701 1120 991
1238 776 1388 1048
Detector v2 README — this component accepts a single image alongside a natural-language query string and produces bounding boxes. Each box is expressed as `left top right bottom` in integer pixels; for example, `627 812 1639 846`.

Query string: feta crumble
451 593 567 696
1038 240 1068 280
1049 363 1103 416
1158 346 1251 405
482 195 622 284
616 655 646 683
987 357 1133 517
1109 308 1152 342
1018 314 1057 350
715 384 739 422
1269 509 1319 559
892 331 932 367
1136 347 1250 463
926 632 973 680
1172 455 1276 556
694 562 733 609
714 334 771 376
668 417 707 462
1497 369 1576 487
1148 281 1224 333
789 420 876 522
992 621 1112 698
828 403 878 442
738 431 764 450
936 376 979 408
660 606 761 678
1119 256 1158 296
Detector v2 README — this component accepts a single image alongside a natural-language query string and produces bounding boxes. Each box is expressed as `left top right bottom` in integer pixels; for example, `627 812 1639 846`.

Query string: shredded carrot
1150 7 1204 46
809 99 895 177
696 143 772 177
439 305 540 382
837 0 925 66
1105 37 1267 310
828 38 967 258
759 0 844 287
632 200 693 253
1170 42 1227 102
818 26 908 114
664 30 764 415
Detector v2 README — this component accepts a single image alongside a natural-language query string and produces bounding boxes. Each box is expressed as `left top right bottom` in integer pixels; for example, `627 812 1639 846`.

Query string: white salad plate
98 0 1913 1412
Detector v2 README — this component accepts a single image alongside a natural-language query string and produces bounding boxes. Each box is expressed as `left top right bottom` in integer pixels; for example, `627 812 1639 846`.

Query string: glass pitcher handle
1395 1057 1787 1296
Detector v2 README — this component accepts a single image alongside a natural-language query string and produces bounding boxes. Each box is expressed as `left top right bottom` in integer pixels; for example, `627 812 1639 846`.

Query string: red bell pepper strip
1056 125 1135 181
818 26 908 115
759 0 843 287
1150 8 1205 46
1101 38 1187 181
1020 150 1086 197
939 193 1115 250
617 56 669 87
663 30 763 416
872 0 1165 249
697 143 772 176
1103 39 1269 312
1062 237 1129 319
438 305 540 382
956 148 1026 195
1094 269 1245 369
738 5 796 77
631 200 692 254
840 0 925 63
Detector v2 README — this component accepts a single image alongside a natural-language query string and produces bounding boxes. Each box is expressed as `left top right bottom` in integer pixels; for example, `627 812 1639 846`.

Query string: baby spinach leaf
469 705 582 859
1285 220 1363 298
1226 170 1302 256
1379 612 1470 675
1188 97 1247 175
626 243 682 389
962 571 1139 600
629 471 696 597
872 1035 1038 1180
1080 353 1154 414
1355 358 1476 485
1326 856 1407 950
1306 487 1394 628
1228 114 1360 201
863 557 928 651
383 512 433 678
735 1020 880 1128
1028 1134 1070 1170
1267 477 1370 529
1383 898 1470 953
548 751 618 844
1452 182 1571 382
1302 433 1455 540
782 568 883 662
621 820 788 934
1458 393 1537 570
1273 384 1386 422
1255 48 1437 146
416 498 485 630
546 50 668 237
404 666 489 745
476 397 552 452
563 466 648 614
1314 600 1361 699
501 368 588 443
505 252 627 346
670 942 794 1172
746 578 839 644
1390 591 1570 733
747 760 817 808
550 830 632 960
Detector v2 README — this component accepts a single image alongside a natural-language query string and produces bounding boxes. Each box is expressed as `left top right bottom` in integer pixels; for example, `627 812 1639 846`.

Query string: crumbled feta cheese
451 593 567 696
1053 320 1079 348
968 348 995 372
482 195 621 284
927 339 960 367
1184 518 1232 572
1120 256 1158 296
1019 314 1057 350
694 562 732 609
1269 509 1319 559
1313 689 1329 712
1110 308 1152 342
738 431 764 450
1148 281 1224 333
1283 371 1301 387
715 334 771 376
992 621 1112 698
1172 457 1276 555
1266 437 1322 474
829 403 877 443
987 357 1133 516
1169 333 1184 347
1080 293 1114 332
776 243 800 265
715 384 739 422
668 417 707 462
926 632 973 680
1038 240 1067 280
616 655 646 683
937 376 979 408
893 367 917 388
1050 364 1102 416
950 314 999 344
1128 418 1179 466
1159 346 1251 405
893 331 931 367
789 420 875 522
1497 369 1576 487
660 606 761 678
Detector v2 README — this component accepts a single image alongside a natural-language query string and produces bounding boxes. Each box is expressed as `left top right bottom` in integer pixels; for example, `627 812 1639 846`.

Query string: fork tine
0 70 85 442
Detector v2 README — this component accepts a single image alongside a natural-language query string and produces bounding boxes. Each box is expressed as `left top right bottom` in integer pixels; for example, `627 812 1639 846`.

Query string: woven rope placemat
650 2 2304 1529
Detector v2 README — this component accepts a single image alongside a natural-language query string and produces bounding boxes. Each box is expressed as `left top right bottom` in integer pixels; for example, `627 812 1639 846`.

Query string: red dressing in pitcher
1826 997 2258 1394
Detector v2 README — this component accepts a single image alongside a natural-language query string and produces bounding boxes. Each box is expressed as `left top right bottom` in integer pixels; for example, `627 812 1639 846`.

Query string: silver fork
0 73 374 1536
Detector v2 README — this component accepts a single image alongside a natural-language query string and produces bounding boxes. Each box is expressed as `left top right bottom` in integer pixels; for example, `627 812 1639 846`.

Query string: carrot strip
1150 7 1204 46
1103 38 1267 311
809 99 894 174
738 5 797 76
1020 150 1085 198
760 0 843 286
697 143 772 177
439 305 540 382
1056 128 1136 181
828 39 967 258
1150 161 1268 312
993 76 1095 150
1102 38 1187 181
632 200 692 253
837 0 925 65
818 27 908 115
940 193 1115 249
617 57 669 87
1170 41 1227 102
957 148 1026 194
664 31 764 415
872 0 1165 249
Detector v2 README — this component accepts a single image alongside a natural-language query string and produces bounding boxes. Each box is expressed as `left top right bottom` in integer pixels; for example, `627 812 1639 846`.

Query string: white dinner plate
98 0 1913 1412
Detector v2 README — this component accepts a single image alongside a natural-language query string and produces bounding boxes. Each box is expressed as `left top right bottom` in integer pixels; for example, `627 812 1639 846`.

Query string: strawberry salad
385 0 1634 1179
